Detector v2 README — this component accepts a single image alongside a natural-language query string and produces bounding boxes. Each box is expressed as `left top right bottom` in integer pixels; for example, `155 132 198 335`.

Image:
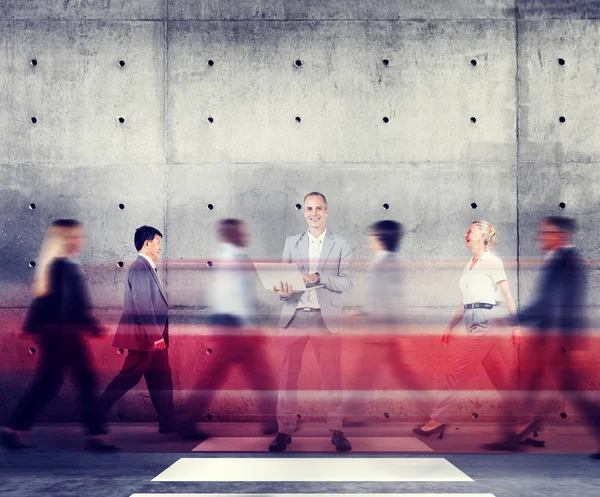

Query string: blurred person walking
178 219 278 437
343 220 427 425
1 219 116 451
504 217 600 457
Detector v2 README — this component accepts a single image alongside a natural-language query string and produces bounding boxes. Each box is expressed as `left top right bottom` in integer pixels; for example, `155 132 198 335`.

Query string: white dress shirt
459 250 507 305
210 243 258 326
139 253 162 288
139 252 156 270
297 230 326 309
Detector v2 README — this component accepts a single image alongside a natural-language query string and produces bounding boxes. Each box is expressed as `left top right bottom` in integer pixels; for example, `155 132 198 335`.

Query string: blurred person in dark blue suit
503 217 600 456
1 220 116 451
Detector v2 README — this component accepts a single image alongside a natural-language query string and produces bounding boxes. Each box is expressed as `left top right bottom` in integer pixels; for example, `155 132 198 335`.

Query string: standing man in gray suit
99 225 175 434
269 192 353 452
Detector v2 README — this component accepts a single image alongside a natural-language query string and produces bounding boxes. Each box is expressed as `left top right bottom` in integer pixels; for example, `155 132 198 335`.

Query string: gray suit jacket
278 231 353 334
112 255 169 351
363 252 403 323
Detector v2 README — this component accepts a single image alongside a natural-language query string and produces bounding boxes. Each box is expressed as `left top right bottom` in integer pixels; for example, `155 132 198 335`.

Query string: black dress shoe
85 438 119 452
158 425 173 434
269 433 291 452
1 431 31 449
331 430 352 452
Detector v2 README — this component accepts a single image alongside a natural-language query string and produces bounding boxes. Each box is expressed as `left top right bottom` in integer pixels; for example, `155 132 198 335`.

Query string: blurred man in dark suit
493 217 600 456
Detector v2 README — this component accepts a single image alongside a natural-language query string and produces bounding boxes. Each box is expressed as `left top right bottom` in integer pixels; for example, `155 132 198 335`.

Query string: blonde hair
33 220 81 297
472 220 496 250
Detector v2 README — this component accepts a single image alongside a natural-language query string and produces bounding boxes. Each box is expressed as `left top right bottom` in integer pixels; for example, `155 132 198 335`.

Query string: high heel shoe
514 420 539 441
412 424 446 439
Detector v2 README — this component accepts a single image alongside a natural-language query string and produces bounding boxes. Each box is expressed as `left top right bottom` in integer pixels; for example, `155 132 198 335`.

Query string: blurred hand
512 327 523 345
302 273 320 285
492 316 510 327
154 338 166 350
273 280 294 298
441 327 453 345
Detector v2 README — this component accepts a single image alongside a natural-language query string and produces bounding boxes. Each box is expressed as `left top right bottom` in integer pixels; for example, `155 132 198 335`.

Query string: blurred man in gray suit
99 226 175 433
269 192 353 452
343 220 426 425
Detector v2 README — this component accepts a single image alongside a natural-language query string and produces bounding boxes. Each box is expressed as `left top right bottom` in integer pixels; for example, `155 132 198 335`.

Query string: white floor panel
132 494 494 497
192 437 433 452
152 457 473 482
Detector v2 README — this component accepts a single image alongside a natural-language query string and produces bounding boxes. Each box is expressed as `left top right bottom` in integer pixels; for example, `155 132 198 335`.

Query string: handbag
22 295 54 335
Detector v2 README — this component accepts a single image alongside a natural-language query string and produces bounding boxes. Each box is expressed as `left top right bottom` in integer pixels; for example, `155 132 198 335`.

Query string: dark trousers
8 336 105 435
182 314 277 422
519 335 600 440
99 348 174 426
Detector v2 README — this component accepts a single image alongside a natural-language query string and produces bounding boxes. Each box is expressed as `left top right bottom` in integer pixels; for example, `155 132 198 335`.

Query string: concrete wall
1 0 599 423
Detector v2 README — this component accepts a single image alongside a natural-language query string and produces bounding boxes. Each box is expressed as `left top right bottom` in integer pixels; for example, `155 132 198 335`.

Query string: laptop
253 262 324 292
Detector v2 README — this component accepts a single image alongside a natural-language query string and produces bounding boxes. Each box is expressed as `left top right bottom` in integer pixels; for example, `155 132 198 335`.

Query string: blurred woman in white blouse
413 221 529 443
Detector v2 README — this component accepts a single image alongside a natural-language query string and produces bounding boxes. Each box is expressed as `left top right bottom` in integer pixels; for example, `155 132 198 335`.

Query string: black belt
298 307 321 312
464 303 494 310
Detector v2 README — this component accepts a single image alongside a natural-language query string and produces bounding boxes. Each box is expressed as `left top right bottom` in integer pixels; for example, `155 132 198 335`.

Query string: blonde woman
413 221 529 443
1 220 116 451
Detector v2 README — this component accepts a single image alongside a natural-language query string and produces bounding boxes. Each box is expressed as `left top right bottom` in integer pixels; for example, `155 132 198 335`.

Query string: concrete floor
1 422 599 497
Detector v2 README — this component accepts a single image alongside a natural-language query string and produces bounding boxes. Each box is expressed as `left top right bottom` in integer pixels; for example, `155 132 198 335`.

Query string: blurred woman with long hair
1 219 116 451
